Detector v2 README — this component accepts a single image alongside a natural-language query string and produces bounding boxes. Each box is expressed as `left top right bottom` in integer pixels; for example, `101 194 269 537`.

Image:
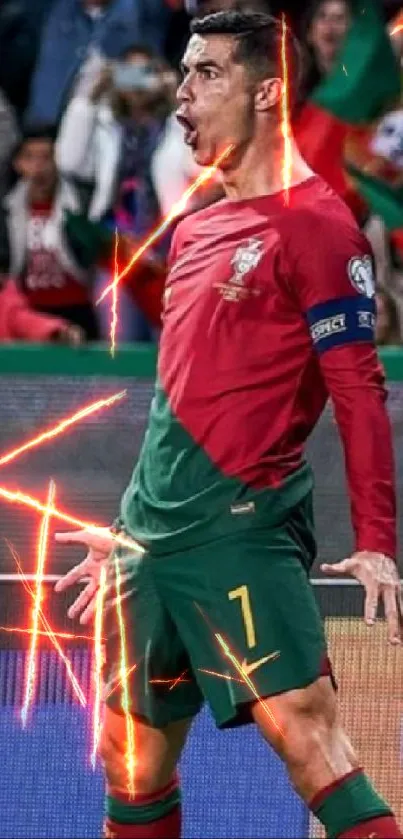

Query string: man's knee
100 706 190 794
253 676 340 767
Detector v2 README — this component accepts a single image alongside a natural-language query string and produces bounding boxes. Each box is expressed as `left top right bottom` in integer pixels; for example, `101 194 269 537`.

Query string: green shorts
104 497 332 729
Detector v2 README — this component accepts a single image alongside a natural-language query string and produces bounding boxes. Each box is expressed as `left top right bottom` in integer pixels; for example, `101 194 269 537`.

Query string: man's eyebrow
180 59 223 75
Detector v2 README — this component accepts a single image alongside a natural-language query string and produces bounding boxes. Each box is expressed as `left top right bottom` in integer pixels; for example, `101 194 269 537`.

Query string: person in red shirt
1 126 99 339
0 277 84 343
55 11 402 839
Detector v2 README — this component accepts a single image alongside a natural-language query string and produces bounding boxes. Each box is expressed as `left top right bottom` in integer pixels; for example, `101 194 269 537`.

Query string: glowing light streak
114 554 136 796
0 485 142 553
0 627 100 641
0 391 126 468
391 23 403 36
91 565 107 769
9 544 87 708
280 15 292 203
198 668 243 684
215 633 284 738
110 229 119 358
97 144 234 303
105 662 139 702
342 64 348 75
168 669 189 692
21 480 55 727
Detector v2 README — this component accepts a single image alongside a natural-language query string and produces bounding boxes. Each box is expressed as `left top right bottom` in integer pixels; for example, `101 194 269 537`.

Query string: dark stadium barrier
0 344 401 838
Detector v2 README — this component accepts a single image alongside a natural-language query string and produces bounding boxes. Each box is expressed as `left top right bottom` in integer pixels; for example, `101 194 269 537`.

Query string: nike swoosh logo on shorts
241 651 280 676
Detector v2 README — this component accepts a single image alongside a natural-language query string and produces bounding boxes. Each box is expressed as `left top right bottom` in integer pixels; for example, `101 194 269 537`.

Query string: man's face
176 34 256 167
115 51 161 114
309 0 350 70
15 139 57 195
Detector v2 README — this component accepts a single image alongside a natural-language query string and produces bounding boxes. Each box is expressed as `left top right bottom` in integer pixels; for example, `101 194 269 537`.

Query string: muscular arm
319 342 396 558
291 208 396 560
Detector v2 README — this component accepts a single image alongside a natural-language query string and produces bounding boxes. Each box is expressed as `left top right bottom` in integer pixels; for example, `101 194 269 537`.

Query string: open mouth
176 113 198 147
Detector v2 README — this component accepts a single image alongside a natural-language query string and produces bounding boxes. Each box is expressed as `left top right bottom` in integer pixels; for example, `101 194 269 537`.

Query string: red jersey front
120 176 396 559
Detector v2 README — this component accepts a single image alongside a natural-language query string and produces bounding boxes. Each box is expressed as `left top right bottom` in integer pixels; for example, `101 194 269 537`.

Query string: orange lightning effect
98 144 234 303
9 543 87 708
91 564 107 769
198 668 243 684
215 633 284 739
0 485 142 553
110 229 119 358
105 662 139 702
280 14 292 204
21 480 55 726
0 627 100 641
114 554 136 796
0 391 126 468
391 23 403 36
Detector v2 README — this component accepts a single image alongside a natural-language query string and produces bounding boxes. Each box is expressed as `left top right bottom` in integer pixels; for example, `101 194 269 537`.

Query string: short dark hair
13 124 57 158
190 11 303 106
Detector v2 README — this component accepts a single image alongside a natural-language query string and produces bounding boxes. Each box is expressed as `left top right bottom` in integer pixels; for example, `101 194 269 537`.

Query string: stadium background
0 344 401 839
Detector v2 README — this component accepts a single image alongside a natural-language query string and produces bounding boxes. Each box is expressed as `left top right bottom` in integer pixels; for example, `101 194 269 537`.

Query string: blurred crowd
0 0 402 346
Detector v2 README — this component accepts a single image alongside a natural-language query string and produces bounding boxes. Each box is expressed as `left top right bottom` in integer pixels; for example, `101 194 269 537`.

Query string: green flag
312 0 401 123
347 163 403 229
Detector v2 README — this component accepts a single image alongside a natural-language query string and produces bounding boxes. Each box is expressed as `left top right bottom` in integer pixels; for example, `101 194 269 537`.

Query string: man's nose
177 77 192 104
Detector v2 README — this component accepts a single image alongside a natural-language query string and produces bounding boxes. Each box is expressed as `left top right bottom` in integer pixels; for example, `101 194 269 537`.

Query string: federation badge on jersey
347 255 375 298
231 238 264 286
214 238 264 302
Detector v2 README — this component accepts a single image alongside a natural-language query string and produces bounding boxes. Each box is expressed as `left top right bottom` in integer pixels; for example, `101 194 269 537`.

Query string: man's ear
255 77 282 113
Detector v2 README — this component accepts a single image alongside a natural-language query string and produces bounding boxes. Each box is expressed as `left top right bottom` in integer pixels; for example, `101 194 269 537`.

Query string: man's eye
199 68 217 80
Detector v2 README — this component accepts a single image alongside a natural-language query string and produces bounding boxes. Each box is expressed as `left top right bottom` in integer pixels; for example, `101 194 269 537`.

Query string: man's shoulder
277 178 364 255
172 199 225 244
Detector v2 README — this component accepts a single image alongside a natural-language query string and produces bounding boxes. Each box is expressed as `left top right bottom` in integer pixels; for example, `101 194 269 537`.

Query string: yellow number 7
228 585 256 649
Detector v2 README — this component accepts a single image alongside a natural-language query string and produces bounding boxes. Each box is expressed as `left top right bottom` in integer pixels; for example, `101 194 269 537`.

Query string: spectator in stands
0 89 19 201
56 46 170 223
375 287 401 344
27 0 145 126
0 277 85 343
0 126 99 339
57 47 176 341
0 0 54 122
299 0 352 102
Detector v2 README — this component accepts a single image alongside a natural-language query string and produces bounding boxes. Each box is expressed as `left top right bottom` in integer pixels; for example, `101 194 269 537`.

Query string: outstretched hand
54 528 115 625
321 551 402 645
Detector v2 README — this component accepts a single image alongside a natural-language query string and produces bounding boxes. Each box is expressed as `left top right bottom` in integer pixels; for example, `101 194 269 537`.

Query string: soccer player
55 11 403 839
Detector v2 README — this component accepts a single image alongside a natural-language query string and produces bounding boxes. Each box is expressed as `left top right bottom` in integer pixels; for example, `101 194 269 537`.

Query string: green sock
310 770 391 838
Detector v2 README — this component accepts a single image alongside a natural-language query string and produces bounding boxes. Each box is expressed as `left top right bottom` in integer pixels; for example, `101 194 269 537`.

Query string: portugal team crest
214 238 264 302
348 255 375 298
230 238 264 285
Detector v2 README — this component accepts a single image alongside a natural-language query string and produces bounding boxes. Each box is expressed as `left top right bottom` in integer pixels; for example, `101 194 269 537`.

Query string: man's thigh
103 541 204 728
158 512 330 729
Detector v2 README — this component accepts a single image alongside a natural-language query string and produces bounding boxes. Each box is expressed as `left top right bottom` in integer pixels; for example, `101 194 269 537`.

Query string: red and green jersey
120 176 396 558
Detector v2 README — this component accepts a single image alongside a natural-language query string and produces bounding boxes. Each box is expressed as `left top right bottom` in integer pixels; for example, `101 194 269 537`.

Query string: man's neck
221 134 314 201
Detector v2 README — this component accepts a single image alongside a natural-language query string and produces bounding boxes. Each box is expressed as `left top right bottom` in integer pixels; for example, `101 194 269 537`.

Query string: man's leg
100 708 192 838
252 677 402 839
101 537 203 839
